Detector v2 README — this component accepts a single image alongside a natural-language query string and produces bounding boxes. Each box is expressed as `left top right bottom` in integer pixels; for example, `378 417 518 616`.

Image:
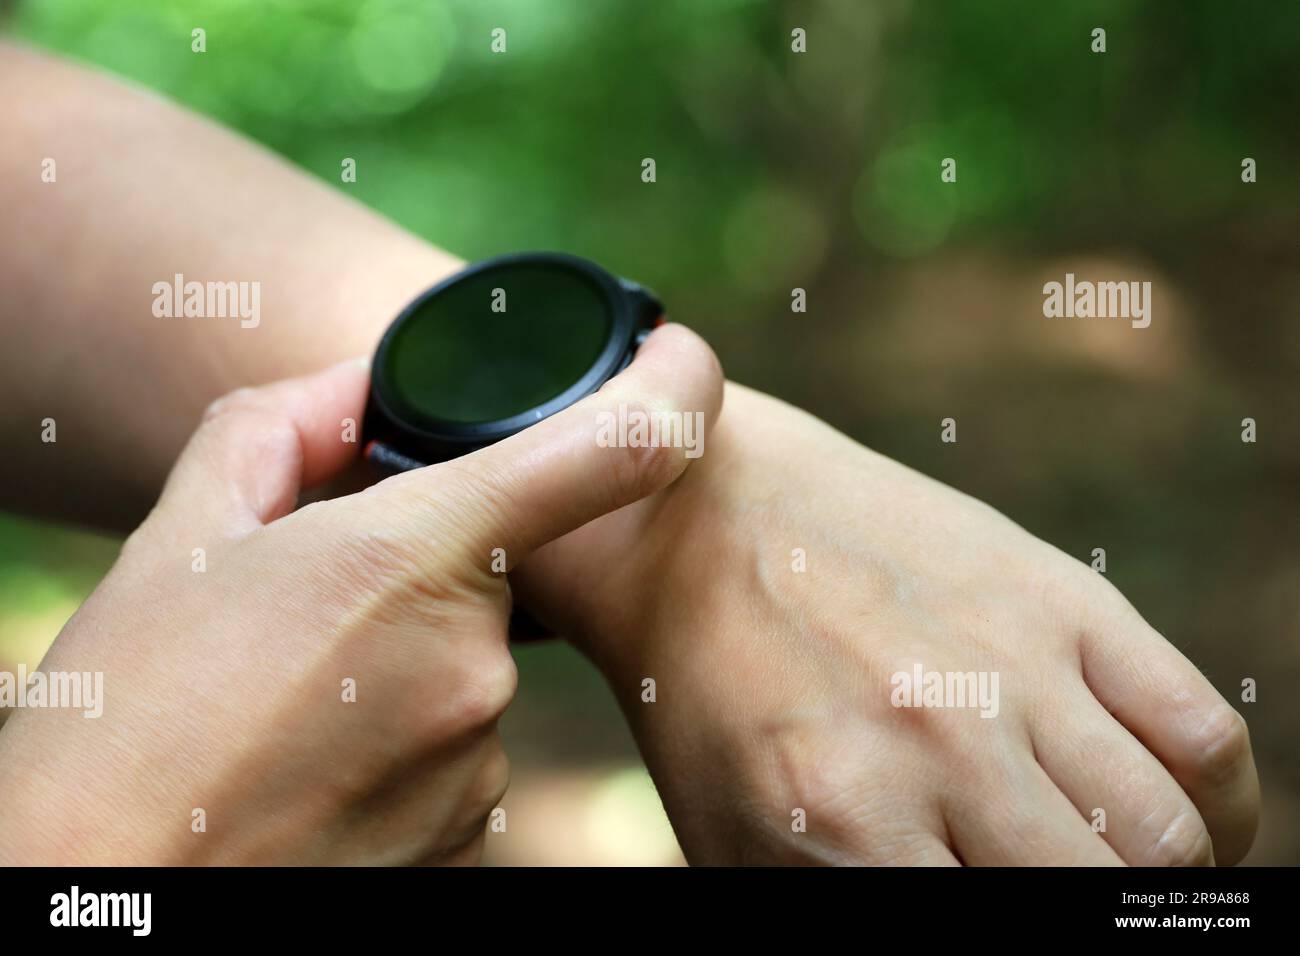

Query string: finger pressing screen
364 323 724 571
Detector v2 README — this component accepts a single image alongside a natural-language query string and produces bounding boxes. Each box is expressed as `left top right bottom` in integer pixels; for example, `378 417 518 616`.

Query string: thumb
365 323 723 571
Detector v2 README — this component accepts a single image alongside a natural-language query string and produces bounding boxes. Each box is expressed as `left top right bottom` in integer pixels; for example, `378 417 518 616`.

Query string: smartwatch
363 251 664 472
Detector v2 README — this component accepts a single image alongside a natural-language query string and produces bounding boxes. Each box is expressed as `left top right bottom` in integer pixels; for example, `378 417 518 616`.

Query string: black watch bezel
364 251 662 468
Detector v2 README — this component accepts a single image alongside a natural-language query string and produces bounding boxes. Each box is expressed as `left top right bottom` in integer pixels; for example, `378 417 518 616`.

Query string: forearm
0 41 459 530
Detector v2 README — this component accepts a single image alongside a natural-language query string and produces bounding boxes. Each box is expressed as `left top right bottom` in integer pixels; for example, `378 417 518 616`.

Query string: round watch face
378 259 613 425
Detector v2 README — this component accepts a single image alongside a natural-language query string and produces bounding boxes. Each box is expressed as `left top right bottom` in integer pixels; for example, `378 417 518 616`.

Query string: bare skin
0 329 723 864
0 43 1258 865
516 384 1259 865
0 41 457 526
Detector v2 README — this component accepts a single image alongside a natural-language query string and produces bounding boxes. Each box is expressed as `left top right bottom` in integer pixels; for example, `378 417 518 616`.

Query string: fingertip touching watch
363 251 664 472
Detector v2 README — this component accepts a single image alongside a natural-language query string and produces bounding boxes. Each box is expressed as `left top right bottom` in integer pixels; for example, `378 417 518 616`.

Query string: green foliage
13 0 1295 278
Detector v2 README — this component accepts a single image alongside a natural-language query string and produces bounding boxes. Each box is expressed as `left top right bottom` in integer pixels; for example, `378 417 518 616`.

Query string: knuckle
474 741 512 812
198 388 298 455
201 386 262 423
440 742 510 862
754 714 873 833
1146 808 1214 867
392 646 516 750
1186 704 1251 787
602 422 682 503
441 649 518 735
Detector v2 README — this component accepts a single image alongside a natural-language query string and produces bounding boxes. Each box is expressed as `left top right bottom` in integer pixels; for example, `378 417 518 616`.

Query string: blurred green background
1 0 1297 864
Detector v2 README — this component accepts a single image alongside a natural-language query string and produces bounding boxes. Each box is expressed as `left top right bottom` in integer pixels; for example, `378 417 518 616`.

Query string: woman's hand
515 383 1260 865
0 325 723 865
